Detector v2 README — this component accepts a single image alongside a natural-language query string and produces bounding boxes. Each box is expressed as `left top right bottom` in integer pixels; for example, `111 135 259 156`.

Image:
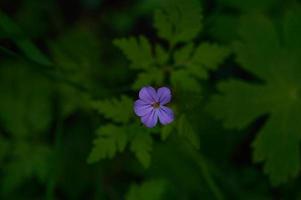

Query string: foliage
125 179 167 200
0 0 300 199
207 9 301 185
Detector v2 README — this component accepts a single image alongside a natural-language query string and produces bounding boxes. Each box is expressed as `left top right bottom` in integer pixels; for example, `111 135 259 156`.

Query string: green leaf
130 132 153 168
125 179 167 200
0 136 10 163
161 124 174 141
48 27 101 116
2 142 53 193
178 115 200 149
188 42 229 79
87 124 128 164
207 11 301 185
132 69 164 89
155 44 169 65
174 43 229 80
0 11 52 66
114 36 153 69
92 96 133 124
154 0 202 44
49 27 101 83
0 63 53 138
191 43 230 70
174 43 194 65
171 70 201 93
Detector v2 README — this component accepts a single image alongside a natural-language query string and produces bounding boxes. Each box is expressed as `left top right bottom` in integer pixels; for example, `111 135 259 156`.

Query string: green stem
182 142 224 200
196 154 224 200
46 111 63 200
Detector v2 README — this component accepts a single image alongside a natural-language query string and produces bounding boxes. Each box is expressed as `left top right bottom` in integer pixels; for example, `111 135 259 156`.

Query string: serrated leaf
130 132 153 168
92 96 133 124
125 179 167 200
171 70 201 93
178 115 200 149
87 124 128 163
182 43 230 80
174 43 194 65
154 0 202 44
132 69 164 89
192 42 230 70
49 27 100 83
48 27 100 116
174 43 229 80
161 124 174 141
207 11 301 185
155 44 169 65
114 36 153 69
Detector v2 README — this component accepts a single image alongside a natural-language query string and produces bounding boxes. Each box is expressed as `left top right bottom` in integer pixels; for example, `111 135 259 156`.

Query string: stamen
152 102 160 108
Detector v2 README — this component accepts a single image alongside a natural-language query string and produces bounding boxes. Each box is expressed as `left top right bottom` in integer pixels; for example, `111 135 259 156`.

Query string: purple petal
141 109 158 128
158 106 174 125
134 100 153 117
157 87 171 105
139 86 158 103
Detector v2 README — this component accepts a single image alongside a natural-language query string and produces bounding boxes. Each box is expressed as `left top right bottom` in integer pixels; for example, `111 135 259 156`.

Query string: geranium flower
134 86 174 128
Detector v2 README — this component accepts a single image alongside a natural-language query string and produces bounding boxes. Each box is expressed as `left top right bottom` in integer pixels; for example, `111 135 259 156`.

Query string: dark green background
0 0 301 199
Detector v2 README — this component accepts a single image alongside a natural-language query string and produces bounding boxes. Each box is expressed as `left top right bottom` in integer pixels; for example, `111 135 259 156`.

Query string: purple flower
134 86 174 128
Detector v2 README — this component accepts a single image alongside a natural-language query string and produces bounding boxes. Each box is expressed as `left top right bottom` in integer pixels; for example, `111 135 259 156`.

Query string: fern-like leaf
114 36 153 69
92 96 133 124
87 124 128 163
154 0 202 44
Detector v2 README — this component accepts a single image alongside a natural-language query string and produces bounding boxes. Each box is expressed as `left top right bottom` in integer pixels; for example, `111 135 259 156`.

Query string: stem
181 142 224 200
196 154 224 200
46 105 63 200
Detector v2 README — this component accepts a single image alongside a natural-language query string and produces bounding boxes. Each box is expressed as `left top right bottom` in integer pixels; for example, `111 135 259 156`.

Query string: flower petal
134 100 153 117
157 87 171 105
139 86 157 103
158 106 174 125
141 109 158 128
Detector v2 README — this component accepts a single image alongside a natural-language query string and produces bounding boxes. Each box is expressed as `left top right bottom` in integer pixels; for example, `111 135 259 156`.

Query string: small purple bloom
134 86 174 128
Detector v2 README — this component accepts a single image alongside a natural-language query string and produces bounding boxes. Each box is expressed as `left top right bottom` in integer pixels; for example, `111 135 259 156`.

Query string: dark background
0 0 301 199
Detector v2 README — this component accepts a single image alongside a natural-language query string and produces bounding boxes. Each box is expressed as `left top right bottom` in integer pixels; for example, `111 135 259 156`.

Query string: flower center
152 102 160 108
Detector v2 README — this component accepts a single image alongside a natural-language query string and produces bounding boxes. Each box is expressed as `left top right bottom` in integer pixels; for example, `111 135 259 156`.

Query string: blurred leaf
174 42 230 80
132 69 164 89
0 63 53 137
178 115 200 149
174 43 194 65
0 11 52 66
207 10 301 185
209 14 239 43
130 132 153 168
0 137 10 163
92 96 133 124
2 142 53 193
161 124 174 141
217 0 279 12
171 70 201 93
87 124 128 164
125 179 167 200
49 27 101 83
155 44 169 65
154 0 202 44
114 36 154 69
191 43 230 71
49 27 101 116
